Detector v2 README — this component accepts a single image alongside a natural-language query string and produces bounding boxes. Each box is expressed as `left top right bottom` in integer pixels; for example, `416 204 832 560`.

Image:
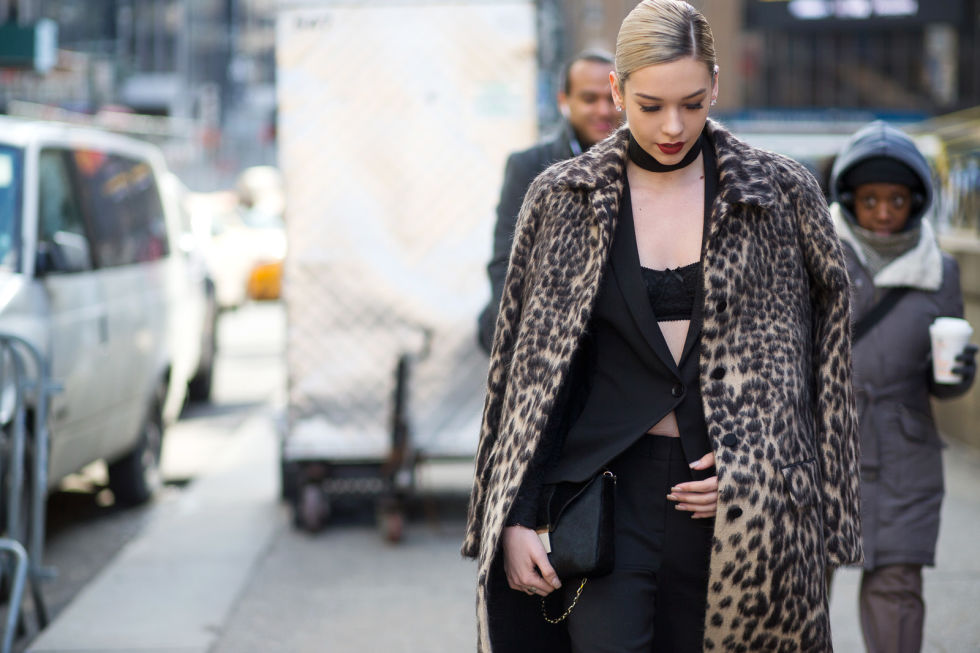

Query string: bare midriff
646 318 690 438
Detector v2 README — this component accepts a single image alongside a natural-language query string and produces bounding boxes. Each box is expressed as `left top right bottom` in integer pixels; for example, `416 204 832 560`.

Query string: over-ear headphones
911 192 925 212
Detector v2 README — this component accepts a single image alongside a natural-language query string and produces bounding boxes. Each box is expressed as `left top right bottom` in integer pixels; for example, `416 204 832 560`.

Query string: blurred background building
0 0 276 189
538 1 980 117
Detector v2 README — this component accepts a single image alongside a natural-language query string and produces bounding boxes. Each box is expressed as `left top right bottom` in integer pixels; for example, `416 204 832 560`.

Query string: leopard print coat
462 120 862 652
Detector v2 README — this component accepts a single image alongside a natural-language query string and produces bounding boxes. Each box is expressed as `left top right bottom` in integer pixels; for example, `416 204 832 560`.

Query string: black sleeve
478 151 538 354
505 451 550 528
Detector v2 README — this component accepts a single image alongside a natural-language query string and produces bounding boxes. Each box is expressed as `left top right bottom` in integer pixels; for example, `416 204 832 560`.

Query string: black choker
628 132 703 172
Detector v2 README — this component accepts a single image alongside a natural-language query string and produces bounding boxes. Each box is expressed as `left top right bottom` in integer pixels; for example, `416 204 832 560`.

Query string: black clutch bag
537 470 616 578
535 470 616 622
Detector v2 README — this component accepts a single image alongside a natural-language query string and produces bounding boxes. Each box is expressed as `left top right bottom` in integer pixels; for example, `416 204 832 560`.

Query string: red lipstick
658 142 684 155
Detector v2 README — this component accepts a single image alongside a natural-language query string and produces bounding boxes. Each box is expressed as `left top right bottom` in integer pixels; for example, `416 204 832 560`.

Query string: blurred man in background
477 50 620 353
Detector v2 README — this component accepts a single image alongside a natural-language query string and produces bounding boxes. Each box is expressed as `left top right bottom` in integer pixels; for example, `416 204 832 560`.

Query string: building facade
0 0 276 188
552 0 978 115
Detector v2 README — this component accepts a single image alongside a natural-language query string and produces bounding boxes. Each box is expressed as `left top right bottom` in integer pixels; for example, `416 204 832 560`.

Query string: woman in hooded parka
828 121 977 653
463 1 863 651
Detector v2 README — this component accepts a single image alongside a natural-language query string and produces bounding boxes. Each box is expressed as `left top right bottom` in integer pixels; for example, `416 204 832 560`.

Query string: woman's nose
663 109 683 137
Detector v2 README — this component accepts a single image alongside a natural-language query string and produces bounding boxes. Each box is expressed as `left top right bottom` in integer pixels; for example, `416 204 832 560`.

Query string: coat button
710 366 726 380
716 299 727 313
671 383 685 398
727 506 743 520
722 433 737 447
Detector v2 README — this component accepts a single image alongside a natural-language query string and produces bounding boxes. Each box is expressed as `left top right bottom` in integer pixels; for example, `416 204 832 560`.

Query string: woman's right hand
502 525 562 596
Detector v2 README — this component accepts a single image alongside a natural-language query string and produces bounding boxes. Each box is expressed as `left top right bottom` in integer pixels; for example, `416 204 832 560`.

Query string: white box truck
276 0 537 535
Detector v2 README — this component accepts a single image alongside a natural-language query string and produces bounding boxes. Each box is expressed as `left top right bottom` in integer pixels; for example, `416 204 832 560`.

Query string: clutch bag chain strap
541 578 588 624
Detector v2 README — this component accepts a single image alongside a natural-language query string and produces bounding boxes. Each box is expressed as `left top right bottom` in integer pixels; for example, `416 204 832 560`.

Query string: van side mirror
36 231 92 275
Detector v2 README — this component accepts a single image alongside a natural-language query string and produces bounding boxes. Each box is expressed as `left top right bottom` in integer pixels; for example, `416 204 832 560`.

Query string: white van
0 116 215 505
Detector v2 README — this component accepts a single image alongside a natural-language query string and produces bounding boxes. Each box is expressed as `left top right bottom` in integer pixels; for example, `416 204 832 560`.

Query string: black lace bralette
640 261 700 322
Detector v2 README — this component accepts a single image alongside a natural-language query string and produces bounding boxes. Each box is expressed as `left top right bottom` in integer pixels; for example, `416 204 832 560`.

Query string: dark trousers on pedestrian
563 435 712 653
860 564 924 653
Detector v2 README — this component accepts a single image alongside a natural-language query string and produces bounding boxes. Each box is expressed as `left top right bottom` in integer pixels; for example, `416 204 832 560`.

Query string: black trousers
563 435 712 653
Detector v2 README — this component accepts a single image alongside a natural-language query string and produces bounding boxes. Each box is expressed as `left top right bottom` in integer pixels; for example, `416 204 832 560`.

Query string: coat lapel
704 120 781 243
610 183 680 374
676 138 721 365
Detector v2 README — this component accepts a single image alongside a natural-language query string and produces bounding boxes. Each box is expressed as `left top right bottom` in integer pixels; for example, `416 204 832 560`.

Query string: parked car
0 116 214 506
186 191 286 309
240 206 285 301
159 172 220 401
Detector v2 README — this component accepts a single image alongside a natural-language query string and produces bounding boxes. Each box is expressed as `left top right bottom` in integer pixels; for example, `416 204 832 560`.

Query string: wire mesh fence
279 1 537 463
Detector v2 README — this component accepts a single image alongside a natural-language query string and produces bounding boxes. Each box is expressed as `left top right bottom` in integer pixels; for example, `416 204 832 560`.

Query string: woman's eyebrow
634 88 707 102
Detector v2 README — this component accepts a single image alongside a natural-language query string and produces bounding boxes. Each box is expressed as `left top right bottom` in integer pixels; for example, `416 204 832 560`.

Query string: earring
710 99 717 106
615 106 622 112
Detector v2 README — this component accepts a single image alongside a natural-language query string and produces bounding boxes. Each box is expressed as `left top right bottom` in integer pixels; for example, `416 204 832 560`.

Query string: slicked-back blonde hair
615 0 716 91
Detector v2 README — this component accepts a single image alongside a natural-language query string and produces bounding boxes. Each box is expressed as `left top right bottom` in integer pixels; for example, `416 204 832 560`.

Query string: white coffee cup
929 317 974 384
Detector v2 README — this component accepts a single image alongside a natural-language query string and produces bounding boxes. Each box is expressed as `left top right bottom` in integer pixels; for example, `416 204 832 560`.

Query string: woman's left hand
667 451 718 519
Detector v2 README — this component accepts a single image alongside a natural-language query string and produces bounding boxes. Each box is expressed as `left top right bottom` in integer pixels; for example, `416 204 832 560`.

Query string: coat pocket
897 405 943 448
780 458 820 509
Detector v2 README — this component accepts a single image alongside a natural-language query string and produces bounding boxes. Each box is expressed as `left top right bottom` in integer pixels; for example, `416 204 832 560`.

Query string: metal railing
0 335 61 653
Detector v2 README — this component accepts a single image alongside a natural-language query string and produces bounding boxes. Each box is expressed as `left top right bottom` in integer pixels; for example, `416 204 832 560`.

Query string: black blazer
543 181 713 484
478 125 578 353
507 142 717 525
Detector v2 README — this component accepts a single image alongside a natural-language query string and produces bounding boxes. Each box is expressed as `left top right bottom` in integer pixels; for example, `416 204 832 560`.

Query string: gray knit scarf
844 220 921 279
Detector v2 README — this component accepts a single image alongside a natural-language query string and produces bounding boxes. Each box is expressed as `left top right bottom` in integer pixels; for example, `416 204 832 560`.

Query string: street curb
28 411 281 653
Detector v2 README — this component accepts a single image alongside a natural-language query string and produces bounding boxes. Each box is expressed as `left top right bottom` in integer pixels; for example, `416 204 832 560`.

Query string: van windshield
0 145 22 272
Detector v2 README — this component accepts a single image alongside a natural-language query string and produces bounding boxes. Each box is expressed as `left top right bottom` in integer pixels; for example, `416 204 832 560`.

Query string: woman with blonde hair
462 1 862 651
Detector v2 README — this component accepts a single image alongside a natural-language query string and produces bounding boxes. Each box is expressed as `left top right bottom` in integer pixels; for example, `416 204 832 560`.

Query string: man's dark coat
478 125 577 353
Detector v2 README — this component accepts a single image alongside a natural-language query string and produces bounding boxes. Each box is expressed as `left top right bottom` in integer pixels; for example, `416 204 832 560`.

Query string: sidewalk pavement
27 409 980 652
830 437 980 653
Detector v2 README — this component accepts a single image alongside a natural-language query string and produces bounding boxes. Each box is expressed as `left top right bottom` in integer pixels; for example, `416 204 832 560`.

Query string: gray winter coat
830 121 966 570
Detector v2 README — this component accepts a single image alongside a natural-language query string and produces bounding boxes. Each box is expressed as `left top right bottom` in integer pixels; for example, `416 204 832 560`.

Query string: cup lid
930 317 973 335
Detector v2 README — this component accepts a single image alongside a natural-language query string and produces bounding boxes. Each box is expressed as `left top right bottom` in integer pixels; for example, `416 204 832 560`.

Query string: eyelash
638 103 704 113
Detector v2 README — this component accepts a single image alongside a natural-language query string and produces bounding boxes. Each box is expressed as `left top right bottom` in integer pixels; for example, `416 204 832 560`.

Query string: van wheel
108 404 164 506
280 459 301 502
